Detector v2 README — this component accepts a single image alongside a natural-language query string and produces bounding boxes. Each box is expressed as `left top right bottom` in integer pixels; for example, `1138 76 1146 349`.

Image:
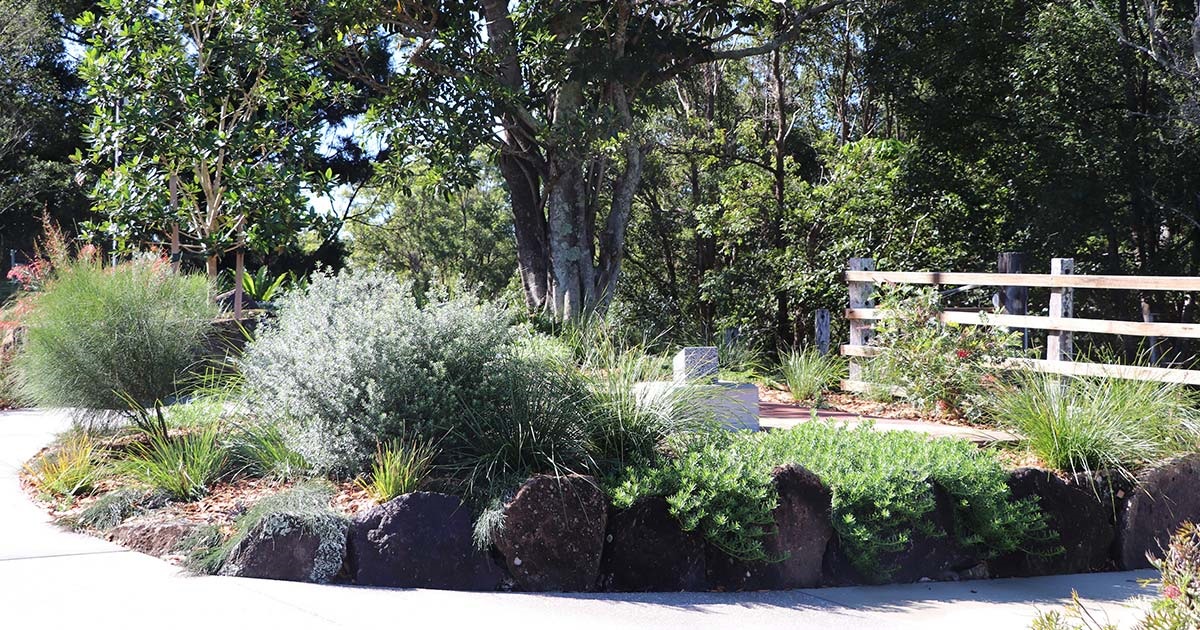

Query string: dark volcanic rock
1119 455 1200 570
351 492 504 590
222 512 348 583
708 464 834 590
601 496 706 591
823 482 983 585
990 467 1114 577
107 519 195 557
494 475 608 592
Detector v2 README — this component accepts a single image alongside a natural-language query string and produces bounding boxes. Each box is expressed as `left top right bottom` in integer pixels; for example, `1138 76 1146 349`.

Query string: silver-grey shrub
240 270 517 475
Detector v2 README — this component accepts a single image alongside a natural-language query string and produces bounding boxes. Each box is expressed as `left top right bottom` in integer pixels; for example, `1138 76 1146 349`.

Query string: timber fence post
815 308 831 356
848 258 875 382
998 252 1029 350
1047 258 1074 363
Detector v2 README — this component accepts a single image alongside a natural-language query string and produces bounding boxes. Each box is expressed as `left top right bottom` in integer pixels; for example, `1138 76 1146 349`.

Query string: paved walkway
0 409 1153 629
759 402 1020 445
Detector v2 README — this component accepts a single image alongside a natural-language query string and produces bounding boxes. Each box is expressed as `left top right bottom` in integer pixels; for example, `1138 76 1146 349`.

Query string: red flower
955 348 970 359
1164 584 1182 600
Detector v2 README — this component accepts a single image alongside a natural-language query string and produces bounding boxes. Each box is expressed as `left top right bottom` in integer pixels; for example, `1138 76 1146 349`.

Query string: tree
77 0 333 314
1120 0 1200 126
0 0 90 272
346 158 517 300
339 0 844 320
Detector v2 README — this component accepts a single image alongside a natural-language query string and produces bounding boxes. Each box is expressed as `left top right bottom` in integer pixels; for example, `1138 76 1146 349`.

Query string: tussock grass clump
227 422 308 481
579 339 716 471
24 432 101 497
991 371 1200 479
118 424 229 501
183 481 347 581
614 422 1045 578
14 258 216 410
780 347 845 403
358 438 437 502
62 487 169 531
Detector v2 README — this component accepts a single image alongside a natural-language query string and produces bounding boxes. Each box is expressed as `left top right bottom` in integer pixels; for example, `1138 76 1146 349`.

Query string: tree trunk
234 248 244 320
169 173 181 272
500 154 550 311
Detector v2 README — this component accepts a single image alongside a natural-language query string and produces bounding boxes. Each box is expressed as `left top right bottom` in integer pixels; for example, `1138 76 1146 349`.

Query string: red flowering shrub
6 261 49 292
1138 522 1200 629
869 285 1025 421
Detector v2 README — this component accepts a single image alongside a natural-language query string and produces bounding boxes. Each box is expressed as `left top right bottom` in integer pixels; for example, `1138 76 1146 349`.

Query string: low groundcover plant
613 421 1046 580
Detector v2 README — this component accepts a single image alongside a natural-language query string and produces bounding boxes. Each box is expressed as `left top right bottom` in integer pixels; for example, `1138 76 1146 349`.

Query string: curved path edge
0 409 1154 630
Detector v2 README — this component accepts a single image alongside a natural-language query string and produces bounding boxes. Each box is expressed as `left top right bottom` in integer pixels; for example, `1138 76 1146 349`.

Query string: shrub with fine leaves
614 422 1045 578
241 270 519 475
15 259 215 409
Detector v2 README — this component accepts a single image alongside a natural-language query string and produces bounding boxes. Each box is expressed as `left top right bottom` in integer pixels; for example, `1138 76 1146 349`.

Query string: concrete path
759 402 1020 445
0 409 1153 629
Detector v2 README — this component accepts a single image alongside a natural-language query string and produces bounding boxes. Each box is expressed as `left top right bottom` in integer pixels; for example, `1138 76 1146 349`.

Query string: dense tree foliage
77 0 334 285
6 0 1200 350
0 0 89 273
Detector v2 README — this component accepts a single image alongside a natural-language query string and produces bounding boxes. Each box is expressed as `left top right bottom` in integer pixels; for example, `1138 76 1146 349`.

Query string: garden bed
23 432 1200 592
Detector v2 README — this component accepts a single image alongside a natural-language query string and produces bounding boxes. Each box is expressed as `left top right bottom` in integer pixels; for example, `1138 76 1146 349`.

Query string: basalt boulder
494 475 608 592
350 492 504 590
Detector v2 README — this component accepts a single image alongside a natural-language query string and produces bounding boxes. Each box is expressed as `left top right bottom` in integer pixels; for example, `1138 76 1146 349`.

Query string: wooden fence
838 255 1200 391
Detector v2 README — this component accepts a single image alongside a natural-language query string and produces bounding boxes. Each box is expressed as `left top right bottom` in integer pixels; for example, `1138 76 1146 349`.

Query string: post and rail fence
837 255 1200 392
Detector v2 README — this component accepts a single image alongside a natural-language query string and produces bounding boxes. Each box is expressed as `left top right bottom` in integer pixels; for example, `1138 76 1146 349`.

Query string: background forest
3 0 1200 353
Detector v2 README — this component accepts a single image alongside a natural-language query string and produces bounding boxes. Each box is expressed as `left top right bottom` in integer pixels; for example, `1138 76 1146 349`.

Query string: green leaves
615 422 1047 578
79 0 330 259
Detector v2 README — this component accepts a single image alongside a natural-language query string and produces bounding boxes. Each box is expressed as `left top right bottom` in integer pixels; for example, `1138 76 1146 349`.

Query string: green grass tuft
227 422 309 481
990 371 1200 479
24 432 101 497
358 438 437 502
779 347 846 403
117 424 229 501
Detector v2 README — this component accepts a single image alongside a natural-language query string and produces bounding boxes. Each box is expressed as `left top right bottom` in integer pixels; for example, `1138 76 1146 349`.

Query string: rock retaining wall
107 459 1200 592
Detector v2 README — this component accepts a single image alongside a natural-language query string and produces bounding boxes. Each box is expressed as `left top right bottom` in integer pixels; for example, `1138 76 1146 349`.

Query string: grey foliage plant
240 269 518 475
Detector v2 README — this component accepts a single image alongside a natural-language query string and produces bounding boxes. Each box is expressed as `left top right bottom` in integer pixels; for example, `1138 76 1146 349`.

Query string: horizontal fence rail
844 270 1200 292
839 255 1200 389
844 308 1200 339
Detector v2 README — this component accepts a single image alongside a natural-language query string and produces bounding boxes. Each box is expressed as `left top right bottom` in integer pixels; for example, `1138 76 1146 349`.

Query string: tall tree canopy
338 0 843 319
0 0 89 271
77 0 335 284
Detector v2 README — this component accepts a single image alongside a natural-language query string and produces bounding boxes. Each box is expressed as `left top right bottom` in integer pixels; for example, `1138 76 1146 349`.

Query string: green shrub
227 422 308 481
578 339 717 471
870 285 1020 419
1138 522 1200 630
184 480 347 581
992 371 1200 479
14 259 216 409
62 487 169 531
780 347 845 403
614 422 1045 578
118 424 229 500
24 432 101 497
443 356 595 497
241 269 520 475
358 438 437 502
718 336 766 382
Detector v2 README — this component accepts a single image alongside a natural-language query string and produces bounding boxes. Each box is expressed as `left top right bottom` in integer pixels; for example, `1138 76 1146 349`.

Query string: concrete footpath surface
0 409 1154 629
